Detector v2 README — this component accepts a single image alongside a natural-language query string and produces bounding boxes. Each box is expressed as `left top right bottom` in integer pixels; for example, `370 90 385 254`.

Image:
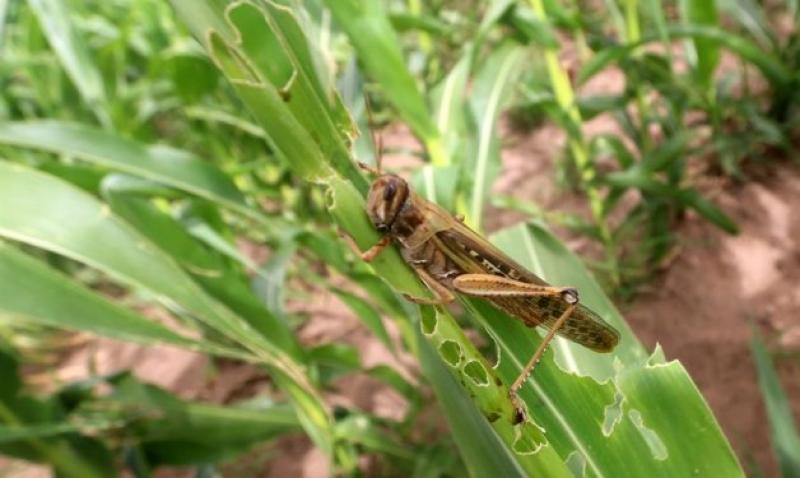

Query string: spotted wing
434 226 620 352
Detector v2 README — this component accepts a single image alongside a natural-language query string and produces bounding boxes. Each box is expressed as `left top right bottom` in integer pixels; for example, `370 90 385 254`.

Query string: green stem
623 0 652 153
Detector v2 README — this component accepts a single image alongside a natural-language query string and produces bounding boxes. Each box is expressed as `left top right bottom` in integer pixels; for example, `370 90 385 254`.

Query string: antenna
363 93 383 174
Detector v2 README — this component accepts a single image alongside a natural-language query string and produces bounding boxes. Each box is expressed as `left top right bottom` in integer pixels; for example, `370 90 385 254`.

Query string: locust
352 161 619 423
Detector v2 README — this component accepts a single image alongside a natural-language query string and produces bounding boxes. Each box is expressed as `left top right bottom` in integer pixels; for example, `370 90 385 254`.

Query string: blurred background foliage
0 0 797 476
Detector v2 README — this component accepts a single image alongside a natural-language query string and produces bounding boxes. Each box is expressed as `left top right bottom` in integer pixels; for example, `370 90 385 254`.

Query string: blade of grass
26 0 109 126
578 25 789 90
680 0 720 92
418 334 548 478
0 161 333 457
0 0 9 49
105 375 301 465
0 121 254 219
100 177 302 358
225 2 362 186
751 331 800 477
467 42 525 231
0 243 247 359
323 0 447 166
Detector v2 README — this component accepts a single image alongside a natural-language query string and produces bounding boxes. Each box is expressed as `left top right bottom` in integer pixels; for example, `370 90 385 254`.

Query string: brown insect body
366 173 620 352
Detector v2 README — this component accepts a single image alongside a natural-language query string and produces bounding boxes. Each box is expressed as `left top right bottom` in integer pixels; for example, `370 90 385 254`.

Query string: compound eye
376 224 389 233
383 182 397 201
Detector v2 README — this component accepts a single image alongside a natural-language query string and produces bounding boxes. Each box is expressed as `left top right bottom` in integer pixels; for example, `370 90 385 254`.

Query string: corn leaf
322 0 447 166
0 161 333 457
0 243 227 354
0 121 250 216
26 0 109 125
479 222 743 476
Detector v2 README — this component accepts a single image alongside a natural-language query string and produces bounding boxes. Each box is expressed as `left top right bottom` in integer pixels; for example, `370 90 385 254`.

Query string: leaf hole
565 451 587 478
628 409 668 461
438 340 462 367
463 360 489 386
512 422 546 455
602 391 624 437
421 307 438 335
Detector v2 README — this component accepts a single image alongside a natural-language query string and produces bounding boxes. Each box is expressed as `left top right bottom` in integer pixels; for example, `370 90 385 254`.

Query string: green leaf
166 52 220 102
680 0 720 91
0 243 225 353
108 374 301 465
482 223 742 476
202 13 335 186
677 189 738 234
578 25 789 89
388 12 449 36
0 423 82 443
0 351 114 478
366 364 420 405
334 413 413 460
323 0 446 165
100 176 301 358
308 343 361 383
751 332 800 478
0 121 250 215
423 54 471 208
0 0 9 48
467 42 526 231
431 55 471 163
418 334 569 478
507 6 559 48
221 1 362 185
0 161 333 457
169 0 235 42
718 0 773 48
26 0 109 125
253 233 297 319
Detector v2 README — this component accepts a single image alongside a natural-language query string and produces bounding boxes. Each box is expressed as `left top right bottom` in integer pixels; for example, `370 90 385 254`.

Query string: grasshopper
353 161 620 423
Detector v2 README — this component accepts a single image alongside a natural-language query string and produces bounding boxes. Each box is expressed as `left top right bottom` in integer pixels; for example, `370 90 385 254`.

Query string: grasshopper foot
560 287 579 304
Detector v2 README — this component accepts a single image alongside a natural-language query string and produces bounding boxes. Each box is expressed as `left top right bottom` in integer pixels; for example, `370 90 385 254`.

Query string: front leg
343 233 392 262
361 235 392 262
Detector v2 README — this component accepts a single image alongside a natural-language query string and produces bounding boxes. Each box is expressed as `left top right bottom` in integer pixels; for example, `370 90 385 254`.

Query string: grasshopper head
366 174 410 234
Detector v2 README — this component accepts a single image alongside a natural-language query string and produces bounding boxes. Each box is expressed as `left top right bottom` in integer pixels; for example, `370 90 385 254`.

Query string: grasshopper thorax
366 174 410 234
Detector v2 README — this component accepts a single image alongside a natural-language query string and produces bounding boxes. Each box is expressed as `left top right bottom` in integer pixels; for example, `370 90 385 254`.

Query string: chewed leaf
461 223 745 476
602 392 625 437
513 422 547 455
220 1 366 192
628 409 668 461
439 340 463 366
464 360 490 386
